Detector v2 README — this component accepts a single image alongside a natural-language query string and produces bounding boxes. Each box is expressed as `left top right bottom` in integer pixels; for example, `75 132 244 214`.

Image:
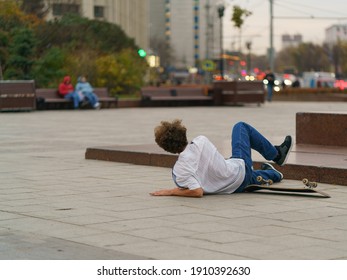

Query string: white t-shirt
172 136 245 194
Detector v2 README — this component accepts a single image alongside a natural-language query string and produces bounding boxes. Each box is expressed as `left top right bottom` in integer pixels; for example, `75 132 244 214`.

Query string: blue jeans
231 122 281 193
64 92 80 109
267 84 273 101
83 92 99 108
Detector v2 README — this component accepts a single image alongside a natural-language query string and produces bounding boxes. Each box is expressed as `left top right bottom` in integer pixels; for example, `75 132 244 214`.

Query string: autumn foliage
0 1 147 96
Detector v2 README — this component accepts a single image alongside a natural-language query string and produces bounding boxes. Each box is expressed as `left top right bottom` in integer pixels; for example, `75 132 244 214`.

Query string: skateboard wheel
256 176 263 182
268 179 273 185
312 182 318 188
302 178 308 185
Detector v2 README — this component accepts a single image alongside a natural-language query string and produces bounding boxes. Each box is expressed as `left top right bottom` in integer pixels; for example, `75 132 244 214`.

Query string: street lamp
246 41 252 75
218 4 225 80
269 0 274 71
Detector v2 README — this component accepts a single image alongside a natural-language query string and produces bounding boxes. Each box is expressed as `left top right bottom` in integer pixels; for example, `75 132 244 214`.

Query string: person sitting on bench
76 76 101 109
58 76 82 109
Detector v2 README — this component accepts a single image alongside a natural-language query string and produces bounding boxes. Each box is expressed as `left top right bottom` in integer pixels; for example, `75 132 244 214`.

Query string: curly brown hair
154 119 188 154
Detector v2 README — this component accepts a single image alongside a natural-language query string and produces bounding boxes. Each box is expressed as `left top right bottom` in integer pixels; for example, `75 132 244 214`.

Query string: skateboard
244 176 330 198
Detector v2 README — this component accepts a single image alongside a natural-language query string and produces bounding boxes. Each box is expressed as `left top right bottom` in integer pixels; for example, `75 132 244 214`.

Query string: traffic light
138 49 147 58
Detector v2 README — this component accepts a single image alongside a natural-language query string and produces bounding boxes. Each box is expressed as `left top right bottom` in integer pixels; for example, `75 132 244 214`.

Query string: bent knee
233 121 247 131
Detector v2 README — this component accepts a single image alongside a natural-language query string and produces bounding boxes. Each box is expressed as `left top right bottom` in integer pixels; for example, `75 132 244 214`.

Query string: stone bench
213 80 265 106
0 80 36 112
141 86 214 106
296 112 347 146
86 140 347 186
283 112 347 185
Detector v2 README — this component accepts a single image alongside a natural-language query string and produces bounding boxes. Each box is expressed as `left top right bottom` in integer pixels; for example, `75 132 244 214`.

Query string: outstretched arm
150 187 203 198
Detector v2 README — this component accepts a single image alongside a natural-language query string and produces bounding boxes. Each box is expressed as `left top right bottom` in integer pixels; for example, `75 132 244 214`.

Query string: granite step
85 142 347 186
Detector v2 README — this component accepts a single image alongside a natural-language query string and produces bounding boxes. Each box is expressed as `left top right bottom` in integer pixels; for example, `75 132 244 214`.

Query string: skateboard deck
244 177 330 198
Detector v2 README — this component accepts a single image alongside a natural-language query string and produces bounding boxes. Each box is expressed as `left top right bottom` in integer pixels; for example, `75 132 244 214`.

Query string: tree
31 47 66 87
0 1 42 31
0 31 9 79
276 43 331 74
4 27 37 80
95 49 147 96
63 49 99 85
275 46 296 72
231 5 252 52
338 41 347 78
293 43 330 73
35 14 135 54
231 6 252 29
0 8 148 93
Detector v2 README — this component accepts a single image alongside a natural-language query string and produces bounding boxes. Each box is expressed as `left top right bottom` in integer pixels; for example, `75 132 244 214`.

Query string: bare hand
150 187 203 198
150 189 173 196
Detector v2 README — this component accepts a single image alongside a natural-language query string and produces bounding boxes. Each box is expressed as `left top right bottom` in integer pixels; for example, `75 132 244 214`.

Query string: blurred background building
325 24 347 45
149 0 221 69
282 34 303 49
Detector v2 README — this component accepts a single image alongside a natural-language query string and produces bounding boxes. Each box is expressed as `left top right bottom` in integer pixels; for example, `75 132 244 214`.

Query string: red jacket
58 76 74 96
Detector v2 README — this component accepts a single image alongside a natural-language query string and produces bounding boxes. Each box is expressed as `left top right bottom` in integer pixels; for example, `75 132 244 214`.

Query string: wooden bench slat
141 86 213 106
213 81 265 105
150 96 212 101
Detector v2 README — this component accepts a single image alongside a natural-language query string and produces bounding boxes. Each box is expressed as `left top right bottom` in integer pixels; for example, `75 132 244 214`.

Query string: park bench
36 87 117 110
93 88 118 108
0 80 36 112
141 86 214 106
35 88 70 110
213 80 265 106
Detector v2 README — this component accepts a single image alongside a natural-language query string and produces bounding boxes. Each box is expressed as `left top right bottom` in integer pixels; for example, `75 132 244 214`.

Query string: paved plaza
0 101 347 260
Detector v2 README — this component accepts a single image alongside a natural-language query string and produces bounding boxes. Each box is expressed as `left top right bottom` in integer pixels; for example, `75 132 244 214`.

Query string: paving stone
0 102 346 260
0 231 144 260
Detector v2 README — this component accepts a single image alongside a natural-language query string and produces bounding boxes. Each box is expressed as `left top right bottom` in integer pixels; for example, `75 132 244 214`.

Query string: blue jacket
76 79 93 94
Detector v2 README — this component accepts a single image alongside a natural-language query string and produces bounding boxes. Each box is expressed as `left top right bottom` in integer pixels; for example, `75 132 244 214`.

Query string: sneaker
93 102 101 110
80 100 89 108
274 135 293 166
261 162 283 180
